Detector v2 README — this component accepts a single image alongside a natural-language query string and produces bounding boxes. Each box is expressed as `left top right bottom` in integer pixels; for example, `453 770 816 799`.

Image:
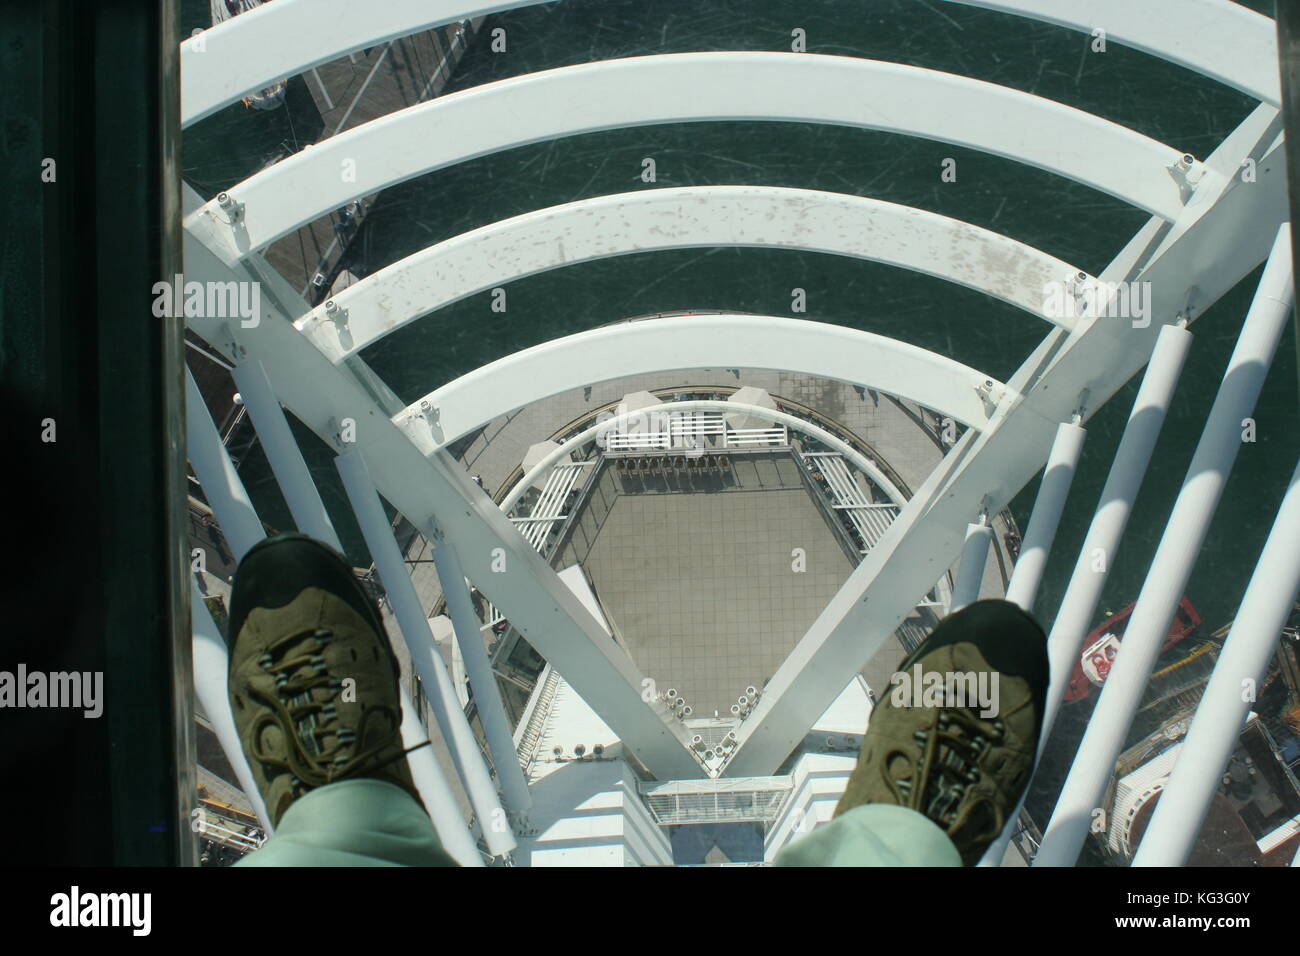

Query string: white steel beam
181 1 1278 127
182 231 703 782
393 316 1003 452
336 449 516 857
943 0 1280 106
181 0 552 127
230 359 342 550
184 52 1199 266
950 520 993 611
975 418 1084 865
295 187 1085 364
721 113 1287 777
1035 224 1294 866
185 373 481 861
1003 419 1087 612
191 577 273 831
432 541 534 824
978 322 1193 867
395 686 486 866
185 369 264 561
1038 324 1193 753
1132 454 1300 866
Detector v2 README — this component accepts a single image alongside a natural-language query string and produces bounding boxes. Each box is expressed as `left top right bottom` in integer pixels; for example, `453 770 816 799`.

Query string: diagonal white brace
337 449 516 856
432 541 534 825
182 232 702 781
185 370 481 861
722 119 1287 779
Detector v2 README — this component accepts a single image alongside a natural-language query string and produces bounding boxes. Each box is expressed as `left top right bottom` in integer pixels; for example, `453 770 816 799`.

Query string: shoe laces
892 698 1031 848
247 627 403 792
913 707 1005 826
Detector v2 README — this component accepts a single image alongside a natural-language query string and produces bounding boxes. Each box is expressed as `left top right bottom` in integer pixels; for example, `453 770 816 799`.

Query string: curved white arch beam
180 0 553 128
295 186 1083 363
184 53 1196 265
393 315 1006 452
943 0 1280 106
498 400 909 514
180 0 1279 127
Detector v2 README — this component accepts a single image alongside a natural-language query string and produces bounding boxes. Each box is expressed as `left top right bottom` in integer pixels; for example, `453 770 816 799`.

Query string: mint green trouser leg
774 804 962 866
236 779 456 867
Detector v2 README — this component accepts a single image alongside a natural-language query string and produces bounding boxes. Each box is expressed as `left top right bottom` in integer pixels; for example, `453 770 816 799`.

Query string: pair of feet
226 534 1048 865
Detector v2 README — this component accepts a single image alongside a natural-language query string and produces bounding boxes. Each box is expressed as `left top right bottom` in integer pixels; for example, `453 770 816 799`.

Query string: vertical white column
231 359 341 550
397 688 485 867
1004 420 1086 612
432 541 534 825
232 359 484 862
185 368 263 561
976 418 1085 866
1132 455 1300 865
978 325 1192 867
1038 324 1193 760
188 369 479 859
336 449 517 857
1036 224 1294 867
951 520 992 611
191 577 273 831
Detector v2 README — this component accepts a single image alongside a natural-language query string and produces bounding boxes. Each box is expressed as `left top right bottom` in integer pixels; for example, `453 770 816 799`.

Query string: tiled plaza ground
560 453 854 717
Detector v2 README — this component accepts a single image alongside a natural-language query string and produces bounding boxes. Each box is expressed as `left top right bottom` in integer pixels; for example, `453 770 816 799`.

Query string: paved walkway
556 452 854 717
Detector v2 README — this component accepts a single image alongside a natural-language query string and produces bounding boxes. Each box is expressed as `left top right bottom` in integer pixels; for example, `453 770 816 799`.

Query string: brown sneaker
227 533 424 827
836 600 1049 865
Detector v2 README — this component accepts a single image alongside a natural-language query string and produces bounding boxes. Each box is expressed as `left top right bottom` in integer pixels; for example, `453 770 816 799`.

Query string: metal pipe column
1036 224 1294 866
231 359 340 548
976 418 1085 866
951 519 992 611
192 577 273 831
432 541 533 825
188 382 481 861
336 449 517 857
396 687 485 867
185 368 264 561
228 363 481 863
1004 420 1087 612
1038 324 1193 758
979 324 1192 867
1132 454 1300 865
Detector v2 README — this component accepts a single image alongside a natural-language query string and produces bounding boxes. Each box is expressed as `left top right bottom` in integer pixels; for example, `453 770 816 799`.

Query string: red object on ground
1064 597 1201 702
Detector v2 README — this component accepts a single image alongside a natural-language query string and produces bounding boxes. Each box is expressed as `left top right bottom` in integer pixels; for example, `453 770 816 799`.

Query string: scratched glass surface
180 0 1295 863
